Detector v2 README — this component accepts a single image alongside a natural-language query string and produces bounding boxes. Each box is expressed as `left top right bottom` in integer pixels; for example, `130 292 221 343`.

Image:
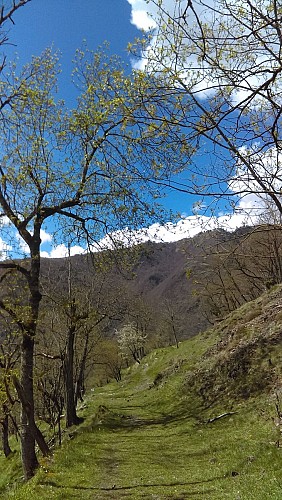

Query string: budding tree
0 43 193 479
136 0 282 222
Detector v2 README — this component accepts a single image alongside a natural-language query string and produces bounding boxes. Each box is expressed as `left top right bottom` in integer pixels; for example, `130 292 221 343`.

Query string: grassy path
3 339 282 499
7 391 282 499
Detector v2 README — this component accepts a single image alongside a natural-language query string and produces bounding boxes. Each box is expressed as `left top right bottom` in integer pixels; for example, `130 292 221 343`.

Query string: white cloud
6 228 54 259
16 233 30 255
90 145 282 250
2 142 280 259
127 0 157 30
91 212 247 251
127 0 218 98
0 207 264 261
131 9 156 31
40 229 53 244
45 243 86 259
229 146 282 213
0 205 259 262
40 250 51 258
127 0 176 31
0 237 12 257
0 216 10 226
127 0 282 107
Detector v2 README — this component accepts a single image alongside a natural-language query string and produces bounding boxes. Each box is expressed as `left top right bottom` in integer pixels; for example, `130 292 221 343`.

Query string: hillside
39 227 258 341
3 284 282 499
40 237 209 339
39 224 282 345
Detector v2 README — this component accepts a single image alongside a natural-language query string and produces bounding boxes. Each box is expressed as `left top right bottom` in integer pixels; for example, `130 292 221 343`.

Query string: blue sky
8 0 193 215
2 0 199 257
0 0 256 258
8 1 139 103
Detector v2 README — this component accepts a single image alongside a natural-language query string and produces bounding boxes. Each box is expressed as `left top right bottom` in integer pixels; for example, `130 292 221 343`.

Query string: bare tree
136 0 282 220
162 298 180 348
0 1 31 109
0 318 21 457
192 225 282 322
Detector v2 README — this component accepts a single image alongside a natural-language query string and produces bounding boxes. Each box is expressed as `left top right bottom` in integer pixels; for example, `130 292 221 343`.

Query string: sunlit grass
2 316 282 499
7 401 282 499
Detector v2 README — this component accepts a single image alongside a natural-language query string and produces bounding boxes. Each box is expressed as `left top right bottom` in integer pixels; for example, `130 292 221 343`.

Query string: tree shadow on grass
88 405 201 432
41 474 225 497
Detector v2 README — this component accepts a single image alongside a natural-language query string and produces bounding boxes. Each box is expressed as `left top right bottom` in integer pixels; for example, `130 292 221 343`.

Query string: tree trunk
74 331 89 406
20 333 39 479
64 321 80 428
19 232 49 479
64 252 81 428
1 414 12 457
172 323 179 349
13 373 50 459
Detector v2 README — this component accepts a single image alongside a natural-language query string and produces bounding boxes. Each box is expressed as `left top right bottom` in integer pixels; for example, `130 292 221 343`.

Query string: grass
5 391 282 499
2 288 282 499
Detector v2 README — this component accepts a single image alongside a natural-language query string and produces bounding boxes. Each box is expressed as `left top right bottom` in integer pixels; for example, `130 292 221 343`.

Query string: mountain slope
40 224 282 342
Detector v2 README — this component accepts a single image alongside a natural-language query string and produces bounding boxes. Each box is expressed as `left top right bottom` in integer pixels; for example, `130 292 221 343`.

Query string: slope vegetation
2 285 282 499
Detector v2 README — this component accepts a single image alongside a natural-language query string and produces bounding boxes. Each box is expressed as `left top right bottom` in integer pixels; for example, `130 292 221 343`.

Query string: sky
0 0 260 258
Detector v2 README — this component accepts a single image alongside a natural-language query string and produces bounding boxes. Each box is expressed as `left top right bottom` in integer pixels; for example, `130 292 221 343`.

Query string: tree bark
13 373 50 459
18 233 49 479
19 334 39 479
63 252 81 428
63 319 81 428
1 413 12 457
75 331 89 406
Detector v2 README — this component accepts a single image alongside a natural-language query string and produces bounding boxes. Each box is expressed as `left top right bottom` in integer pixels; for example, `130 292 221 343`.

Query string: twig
206 411 237 423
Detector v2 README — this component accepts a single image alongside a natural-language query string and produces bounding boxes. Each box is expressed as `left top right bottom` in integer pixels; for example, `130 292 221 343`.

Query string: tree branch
0 1 31 28
206 412 237 424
